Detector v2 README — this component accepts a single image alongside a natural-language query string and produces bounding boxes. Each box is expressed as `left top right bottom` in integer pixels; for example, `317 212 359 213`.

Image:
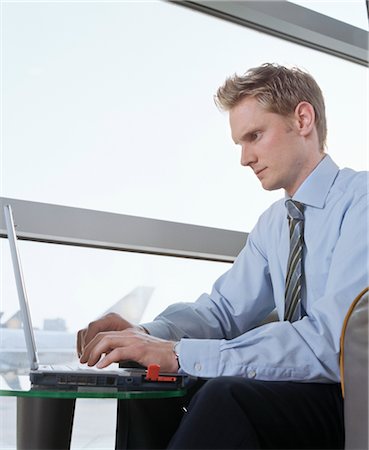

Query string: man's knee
189 376 252 408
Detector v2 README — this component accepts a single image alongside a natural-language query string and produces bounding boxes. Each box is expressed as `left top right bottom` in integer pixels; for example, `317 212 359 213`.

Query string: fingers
80 332 135 366
76 329 85 357
76 320 105 358
76 313 134 357
96 348 136 369
79 330 179 373
81 319 110 355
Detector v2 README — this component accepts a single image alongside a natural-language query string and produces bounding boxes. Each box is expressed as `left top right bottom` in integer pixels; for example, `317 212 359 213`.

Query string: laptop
3 204 194 392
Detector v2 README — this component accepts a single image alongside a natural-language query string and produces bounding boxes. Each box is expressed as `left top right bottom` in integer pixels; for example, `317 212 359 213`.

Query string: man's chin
260 180 281 192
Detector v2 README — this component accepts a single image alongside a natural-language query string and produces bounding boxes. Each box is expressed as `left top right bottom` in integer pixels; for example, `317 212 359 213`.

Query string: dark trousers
116 377 344 450
168 377 344 450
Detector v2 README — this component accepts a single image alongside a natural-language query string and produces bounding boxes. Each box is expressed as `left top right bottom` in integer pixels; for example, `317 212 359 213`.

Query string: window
2 1 367 233
1 2 368 448
1 239 230 334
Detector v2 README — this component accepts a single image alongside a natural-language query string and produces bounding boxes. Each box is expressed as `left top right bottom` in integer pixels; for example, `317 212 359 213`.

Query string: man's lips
255 167 267 177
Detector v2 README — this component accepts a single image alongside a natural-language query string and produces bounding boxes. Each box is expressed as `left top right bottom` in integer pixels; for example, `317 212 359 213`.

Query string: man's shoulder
254 198 286 230
246 199 285 255
335 168 368 198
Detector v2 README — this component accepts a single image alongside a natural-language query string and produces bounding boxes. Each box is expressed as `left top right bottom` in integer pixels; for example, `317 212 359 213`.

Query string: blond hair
215 63 327 149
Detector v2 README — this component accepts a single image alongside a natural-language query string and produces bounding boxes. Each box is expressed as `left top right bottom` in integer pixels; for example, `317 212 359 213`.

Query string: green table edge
0 388 187 400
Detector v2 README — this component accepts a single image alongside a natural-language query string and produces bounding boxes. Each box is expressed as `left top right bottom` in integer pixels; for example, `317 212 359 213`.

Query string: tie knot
285 200 304 220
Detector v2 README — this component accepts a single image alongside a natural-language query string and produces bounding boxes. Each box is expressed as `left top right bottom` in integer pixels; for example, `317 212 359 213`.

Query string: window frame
169 0 368 66
0 197 246 263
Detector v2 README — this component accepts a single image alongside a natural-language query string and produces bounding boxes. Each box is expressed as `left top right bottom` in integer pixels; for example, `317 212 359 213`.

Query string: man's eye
251 132 260 141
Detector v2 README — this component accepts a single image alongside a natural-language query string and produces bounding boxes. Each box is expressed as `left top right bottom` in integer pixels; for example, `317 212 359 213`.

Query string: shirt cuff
177 339 221 377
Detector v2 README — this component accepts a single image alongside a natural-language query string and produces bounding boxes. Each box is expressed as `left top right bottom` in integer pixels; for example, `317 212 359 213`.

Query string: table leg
115 397 185 449
17 397 75 450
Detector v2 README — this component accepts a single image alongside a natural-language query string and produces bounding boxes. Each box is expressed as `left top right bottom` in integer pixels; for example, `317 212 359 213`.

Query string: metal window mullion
168 0 368 67
0 197 247 263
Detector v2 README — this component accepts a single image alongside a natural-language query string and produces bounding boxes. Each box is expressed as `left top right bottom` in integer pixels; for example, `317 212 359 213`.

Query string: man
77 64 368 449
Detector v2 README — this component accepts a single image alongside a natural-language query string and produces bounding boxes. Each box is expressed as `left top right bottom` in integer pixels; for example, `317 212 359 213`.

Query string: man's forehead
230 97 268 123
229 99 266 141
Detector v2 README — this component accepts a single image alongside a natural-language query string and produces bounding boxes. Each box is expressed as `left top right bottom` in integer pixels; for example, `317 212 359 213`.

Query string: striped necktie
284 200 305 322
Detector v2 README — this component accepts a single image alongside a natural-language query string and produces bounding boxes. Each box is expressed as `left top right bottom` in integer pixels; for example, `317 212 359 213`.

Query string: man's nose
240 144 255 167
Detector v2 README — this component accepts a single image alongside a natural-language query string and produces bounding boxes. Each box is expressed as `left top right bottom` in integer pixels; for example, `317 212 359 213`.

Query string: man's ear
294 101 315 137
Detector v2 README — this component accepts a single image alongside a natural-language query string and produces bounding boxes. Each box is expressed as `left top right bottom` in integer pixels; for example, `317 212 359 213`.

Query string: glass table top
0 375 187 399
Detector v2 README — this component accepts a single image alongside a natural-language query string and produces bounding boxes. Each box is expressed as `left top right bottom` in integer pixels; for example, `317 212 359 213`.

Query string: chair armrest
340 287 368 450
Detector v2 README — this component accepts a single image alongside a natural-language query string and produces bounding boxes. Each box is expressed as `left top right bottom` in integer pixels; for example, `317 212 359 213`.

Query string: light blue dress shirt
143 156 369 382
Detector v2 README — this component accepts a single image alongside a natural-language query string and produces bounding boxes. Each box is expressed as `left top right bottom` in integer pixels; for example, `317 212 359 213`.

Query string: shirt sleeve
143 188 368 383
142 225 276 341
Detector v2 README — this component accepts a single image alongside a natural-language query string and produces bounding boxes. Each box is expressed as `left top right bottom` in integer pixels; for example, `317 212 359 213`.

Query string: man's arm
164 192 369 381
141 236 275 341
77 226 276 369
77 179 367 381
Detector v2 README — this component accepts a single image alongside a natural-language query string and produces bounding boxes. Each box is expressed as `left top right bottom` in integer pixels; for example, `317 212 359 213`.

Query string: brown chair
340 287 369 450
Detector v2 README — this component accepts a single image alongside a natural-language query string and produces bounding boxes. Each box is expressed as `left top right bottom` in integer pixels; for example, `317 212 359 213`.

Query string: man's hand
77 312 143 358
79 328 179 373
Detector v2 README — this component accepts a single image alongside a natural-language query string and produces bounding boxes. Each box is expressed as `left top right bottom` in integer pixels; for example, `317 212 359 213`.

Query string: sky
1 0 368 332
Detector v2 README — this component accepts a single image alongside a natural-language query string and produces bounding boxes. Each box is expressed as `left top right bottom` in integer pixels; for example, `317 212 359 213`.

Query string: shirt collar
286 154 339 209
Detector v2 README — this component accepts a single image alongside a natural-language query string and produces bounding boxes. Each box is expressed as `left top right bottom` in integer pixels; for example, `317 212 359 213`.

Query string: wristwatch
173 341 180 369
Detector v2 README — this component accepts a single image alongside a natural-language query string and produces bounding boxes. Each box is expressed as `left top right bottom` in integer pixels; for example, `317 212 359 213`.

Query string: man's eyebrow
237 129 259 143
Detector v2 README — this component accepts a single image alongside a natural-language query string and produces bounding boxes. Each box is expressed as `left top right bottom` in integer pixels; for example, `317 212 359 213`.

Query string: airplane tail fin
101 286 154 324
1 310 22 329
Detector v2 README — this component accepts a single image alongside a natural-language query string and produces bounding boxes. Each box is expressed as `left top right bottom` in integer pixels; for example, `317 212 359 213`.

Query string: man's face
229 96 319 196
